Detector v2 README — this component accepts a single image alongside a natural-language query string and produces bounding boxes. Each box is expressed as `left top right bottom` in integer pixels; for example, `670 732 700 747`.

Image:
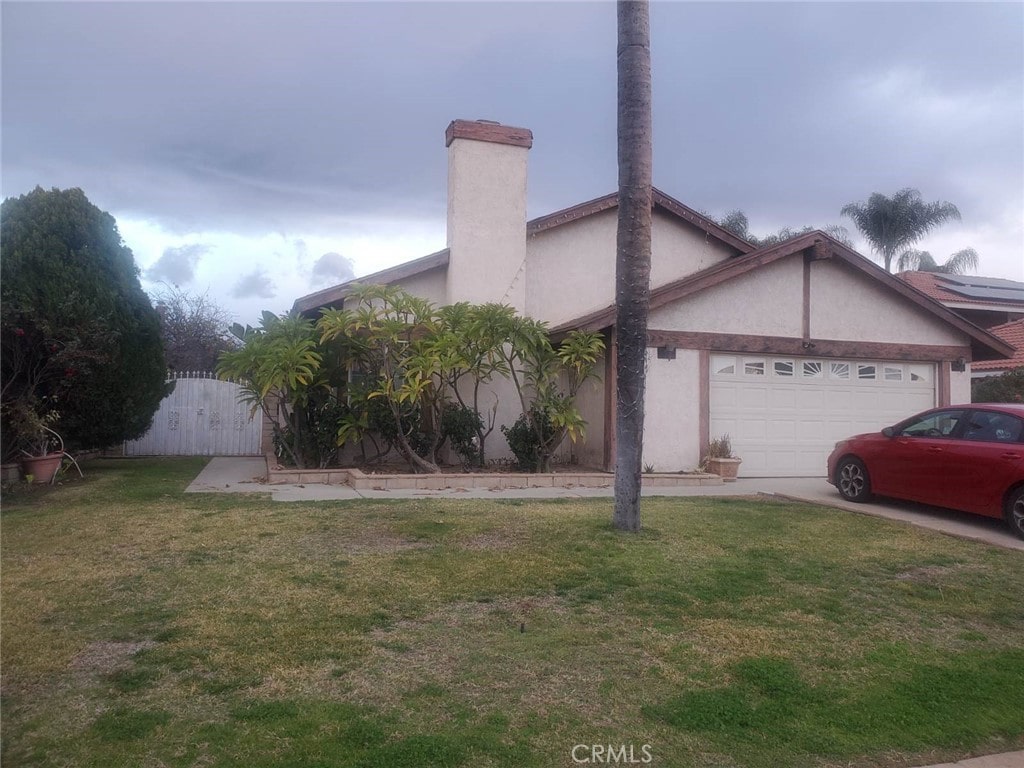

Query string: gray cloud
145 244 209 284
2 2 1020 271
311 252 355 286
232 270 276 300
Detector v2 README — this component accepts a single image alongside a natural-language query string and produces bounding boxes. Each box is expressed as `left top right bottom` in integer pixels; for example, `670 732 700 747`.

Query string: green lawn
2 458 1023 768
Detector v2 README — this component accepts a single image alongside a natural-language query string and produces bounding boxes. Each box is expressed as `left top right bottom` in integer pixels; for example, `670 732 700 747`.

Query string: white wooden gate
124 373 263 456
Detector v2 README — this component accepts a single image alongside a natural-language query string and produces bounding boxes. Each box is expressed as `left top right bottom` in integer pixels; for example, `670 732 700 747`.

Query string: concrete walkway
187 457 1023 551
922 753 1024 768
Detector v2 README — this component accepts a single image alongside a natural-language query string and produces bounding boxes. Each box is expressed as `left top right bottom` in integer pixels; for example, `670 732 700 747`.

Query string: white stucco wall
648 256 804 335
951 369 972 404
642 348 702 471
390 267 448 306
447 138 529 311
526 208 736 327
809 260 964 345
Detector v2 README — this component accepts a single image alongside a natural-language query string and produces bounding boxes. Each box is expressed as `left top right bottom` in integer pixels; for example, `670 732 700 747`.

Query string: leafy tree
841 188 962 273
614 0 653 531
895 248 979 275
153 285 235 372
495 317 604 474
1 187 167 457
319 285 455 474
217 311 334 469
437 302 515 466
972 368 1024 404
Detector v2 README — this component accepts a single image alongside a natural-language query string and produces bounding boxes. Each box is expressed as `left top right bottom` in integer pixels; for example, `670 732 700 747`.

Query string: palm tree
717 210 853 248
896 248 980 275
613 0 652 533
841 188 961 273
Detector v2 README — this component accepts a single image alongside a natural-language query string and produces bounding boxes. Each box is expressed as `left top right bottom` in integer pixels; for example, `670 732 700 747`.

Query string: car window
963 411 1024 444
898 410 964 438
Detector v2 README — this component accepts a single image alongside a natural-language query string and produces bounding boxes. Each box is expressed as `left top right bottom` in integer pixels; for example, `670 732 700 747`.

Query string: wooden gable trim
526 187 756 256
552 231 1014 362
292 248 450 315
648 330 972 364
556 233 821 334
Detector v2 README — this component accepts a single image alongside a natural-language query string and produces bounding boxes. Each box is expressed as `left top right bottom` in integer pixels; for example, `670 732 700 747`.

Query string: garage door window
744 359 765 376
711 355 735 375
802 361 823 378
830 362 850 379
857 364 877 380
884 366 903 382
774 361 794 377
909 365 931 382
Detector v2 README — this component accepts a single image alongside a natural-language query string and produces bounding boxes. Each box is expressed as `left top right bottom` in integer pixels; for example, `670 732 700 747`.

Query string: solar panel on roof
944 284 1024 302
939 275 1024 290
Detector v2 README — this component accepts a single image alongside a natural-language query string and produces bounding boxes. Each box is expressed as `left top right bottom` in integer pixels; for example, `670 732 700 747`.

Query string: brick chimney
445 119 532 311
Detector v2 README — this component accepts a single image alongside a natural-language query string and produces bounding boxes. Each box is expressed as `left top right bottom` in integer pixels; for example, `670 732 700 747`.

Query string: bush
972 367 1024 404
1 187 168 457
441 404 483 468
501 410 556 472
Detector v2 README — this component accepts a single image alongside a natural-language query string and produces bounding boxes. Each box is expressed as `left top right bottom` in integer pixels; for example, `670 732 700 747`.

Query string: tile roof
897 271 1024 309
972 318 1024 371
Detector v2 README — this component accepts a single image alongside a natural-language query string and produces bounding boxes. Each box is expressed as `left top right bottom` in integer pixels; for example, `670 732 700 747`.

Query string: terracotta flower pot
707 456 742 482
20 453 64 484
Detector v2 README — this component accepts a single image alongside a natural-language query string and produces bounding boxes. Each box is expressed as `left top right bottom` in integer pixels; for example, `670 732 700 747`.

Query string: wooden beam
647 330 972 363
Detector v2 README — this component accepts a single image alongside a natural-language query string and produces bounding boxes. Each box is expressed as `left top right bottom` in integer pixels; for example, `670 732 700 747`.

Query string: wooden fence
123 372 263 456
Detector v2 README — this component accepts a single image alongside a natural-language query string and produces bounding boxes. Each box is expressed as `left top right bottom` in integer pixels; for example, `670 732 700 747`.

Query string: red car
827 403 1024 540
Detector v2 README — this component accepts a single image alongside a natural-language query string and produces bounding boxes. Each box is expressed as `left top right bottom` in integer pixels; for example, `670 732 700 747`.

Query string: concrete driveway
186 457 1023 551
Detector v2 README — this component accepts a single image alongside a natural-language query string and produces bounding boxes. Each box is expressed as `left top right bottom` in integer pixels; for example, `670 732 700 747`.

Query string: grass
2 457 1023 768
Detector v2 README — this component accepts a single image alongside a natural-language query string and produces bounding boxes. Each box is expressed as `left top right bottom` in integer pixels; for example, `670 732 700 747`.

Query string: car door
936 409 1024 517
870 409 966 506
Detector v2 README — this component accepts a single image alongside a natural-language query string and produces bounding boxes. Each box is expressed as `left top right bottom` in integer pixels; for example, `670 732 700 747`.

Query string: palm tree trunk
613 0 652 533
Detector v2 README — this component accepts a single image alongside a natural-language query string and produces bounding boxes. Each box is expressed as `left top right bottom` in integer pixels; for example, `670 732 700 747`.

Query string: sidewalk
186 457 1024 551
920 752 1024 768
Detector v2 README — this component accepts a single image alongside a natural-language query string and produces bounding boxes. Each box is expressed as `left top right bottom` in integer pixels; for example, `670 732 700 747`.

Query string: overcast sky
3 1 1022 326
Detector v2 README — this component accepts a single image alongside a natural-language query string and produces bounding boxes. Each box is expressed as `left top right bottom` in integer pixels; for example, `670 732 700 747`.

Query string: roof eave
292 248 450 316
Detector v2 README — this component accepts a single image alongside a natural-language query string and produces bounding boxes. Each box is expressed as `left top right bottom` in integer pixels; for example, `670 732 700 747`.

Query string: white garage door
709 355 936 477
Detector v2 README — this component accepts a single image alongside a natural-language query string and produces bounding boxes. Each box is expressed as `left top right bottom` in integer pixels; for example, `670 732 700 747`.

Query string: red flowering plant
0 310 103 462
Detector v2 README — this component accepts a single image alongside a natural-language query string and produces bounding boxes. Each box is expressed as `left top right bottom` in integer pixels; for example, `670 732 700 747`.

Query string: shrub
441 404 483 468
972 367 1024 404
502 410 556 472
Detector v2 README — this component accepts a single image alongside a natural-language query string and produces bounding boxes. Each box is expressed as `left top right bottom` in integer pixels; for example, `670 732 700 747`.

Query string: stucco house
294 119 1013 477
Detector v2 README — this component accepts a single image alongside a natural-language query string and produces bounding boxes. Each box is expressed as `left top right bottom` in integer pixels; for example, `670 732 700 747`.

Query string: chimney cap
445 119 533 149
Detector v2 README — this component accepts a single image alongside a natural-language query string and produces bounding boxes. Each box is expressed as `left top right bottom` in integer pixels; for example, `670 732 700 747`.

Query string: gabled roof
898 271 1024 310
553 230 1015 362
527 187 756 255
972 319 1024 371
293 248 449 315
293 187 753 316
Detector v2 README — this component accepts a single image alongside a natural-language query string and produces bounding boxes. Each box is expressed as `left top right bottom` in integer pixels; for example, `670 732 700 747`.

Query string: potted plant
705 434 741 481
5 399 64 484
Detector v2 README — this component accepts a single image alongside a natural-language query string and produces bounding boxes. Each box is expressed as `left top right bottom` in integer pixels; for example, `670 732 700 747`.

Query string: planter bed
264 453 722 490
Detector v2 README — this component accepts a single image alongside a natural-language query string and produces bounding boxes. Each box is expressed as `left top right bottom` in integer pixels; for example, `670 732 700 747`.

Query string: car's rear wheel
836 457 872 503
1005 486 1024 541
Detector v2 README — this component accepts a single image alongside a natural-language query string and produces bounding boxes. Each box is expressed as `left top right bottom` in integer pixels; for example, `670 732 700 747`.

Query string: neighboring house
971 319 1024 378
294 119 1013 477
897 271 1024 329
